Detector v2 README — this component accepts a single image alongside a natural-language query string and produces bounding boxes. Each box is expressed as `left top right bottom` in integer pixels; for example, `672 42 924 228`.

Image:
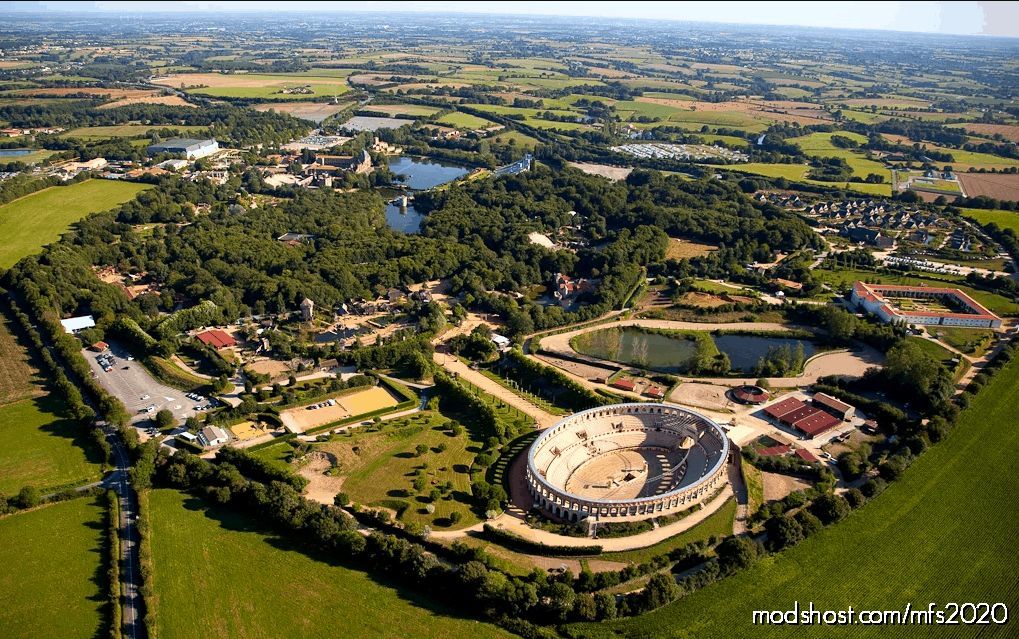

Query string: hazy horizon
2 1 1018 38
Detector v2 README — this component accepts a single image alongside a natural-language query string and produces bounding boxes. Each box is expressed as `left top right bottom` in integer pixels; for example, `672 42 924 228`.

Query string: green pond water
573 327 818 375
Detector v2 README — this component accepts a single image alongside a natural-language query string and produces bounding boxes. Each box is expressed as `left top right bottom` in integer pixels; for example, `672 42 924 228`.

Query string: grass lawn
929 326 995 358
61 124 207 139
570 355 1019 639
0 497 107 639
436 111 494 128
315 411 483 529
741 459 764 517
0 179 150 269
959 207 1019 234
814 267 1019 316
0 396 104 494
599 498 737 565
146 488 511 639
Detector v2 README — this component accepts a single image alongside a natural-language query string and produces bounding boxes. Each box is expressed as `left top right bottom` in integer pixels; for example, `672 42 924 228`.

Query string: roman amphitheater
526 403 730 523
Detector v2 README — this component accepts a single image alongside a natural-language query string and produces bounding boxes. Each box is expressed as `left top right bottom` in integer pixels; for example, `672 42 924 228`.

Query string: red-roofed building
813 392 854 421
763 396 842 438
763 396 804 421
89 341 109 352
610 378 636 392
196 329 237 349
794 449 821 464
643 385 665 400
851 281 1002 328
758 444 791 457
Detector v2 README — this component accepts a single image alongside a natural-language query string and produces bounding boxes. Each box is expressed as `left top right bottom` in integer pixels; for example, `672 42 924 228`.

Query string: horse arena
526 403 729 522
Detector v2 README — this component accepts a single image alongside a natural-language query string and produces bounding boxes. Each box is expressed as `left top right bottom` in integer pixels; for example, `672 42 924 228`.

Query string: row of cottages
756 193 804 209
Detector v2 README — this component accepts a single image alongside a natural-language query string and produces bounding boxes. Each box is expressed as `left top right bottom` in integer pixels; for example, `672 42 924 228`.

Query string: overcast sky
5 1 1018 37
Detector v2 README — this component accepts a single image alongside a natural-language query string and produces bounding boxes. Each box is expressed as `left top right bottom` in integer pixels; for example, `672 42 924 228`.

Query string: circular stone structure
731 384 771 405
526 403 729 523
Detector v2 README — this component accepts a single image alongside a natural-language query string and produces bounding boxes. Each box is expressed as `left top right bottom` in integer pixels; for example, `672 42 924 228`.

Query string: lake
0 149 32 157
573 327 818 375
383 156 469 233
712 334 818 373
389 156 468 190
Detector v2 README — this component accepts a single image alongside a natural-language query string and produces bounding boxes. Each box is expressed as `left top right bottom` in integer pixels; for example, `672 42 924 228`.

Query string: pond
383 156 469 233
573 327 819 376
573 328 701 374
389 156 468 190
0 149 32 157
712 334 818 373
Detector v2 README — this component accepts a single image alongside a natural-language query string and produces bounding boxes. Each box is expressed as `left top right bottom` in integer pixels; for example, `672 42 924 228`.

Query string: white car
141 395 150 400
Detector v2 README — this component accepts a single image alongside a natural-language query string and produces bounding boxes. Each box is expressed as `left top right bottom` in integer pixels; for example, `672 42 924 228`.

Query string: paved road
108 431 146 639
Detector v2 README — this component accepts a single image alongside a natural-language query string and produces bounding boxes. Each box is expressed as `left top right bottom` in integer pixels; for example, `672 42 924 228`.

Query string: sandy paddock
669 382 735 412
280 385 400 433
230 421 272 441
247 359 292 379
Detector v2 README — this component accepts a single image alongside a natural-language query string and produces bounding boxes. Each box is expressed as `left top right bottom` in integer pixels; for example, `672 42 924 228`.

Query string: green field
490 129 541 149
146 488 511 639
572 355 1019 639
0 497 107 639
0 179 149 269
315 411 484 529
959 208 1019 234
62 124 208 139
728 163 892 196
436 111 495 129
813 267 1019 315
0 396 104 494
787 131 892 182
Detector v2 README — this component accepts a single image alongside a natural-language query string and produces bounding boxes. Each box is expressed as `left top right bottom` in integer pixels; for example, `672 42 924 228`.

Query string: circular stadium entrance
526 403 729 523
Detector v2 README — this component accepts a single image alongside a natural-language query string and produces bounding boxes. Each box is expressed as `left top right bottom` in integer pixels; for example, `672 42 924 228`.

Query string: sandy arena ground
229 421 272 441
669 382 736 412
280 386 400 433
247 359 292 379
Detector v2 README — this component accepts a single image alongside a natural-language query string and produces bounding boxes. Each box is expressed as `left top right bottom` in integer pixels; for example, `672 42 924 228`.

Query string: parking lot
84 340 196 426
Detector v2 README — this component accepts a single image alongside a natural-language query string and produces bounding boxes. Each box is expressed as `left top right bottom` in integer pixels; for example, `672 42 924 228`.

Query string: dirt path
298 454 345 505
432 349 558 428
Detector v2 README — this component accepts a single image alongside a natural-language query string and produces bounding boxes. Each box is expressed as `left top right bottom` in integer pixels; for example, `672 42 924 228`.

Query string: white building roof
60 315 96 333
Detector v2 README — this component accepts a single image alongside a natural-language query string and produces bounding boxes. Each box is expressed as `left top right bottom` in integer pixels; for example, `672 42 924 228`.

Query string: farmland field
62 124 207 138
571 355 1019 639
152 71 353 100
957 173 1019 201
436 111 496 128
145 488 511 639
0 396 104 494
366 103 442 117
0 313 43 406
0 497 107 639
728 163 893 196
252 101 352 123
0 179 150 269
